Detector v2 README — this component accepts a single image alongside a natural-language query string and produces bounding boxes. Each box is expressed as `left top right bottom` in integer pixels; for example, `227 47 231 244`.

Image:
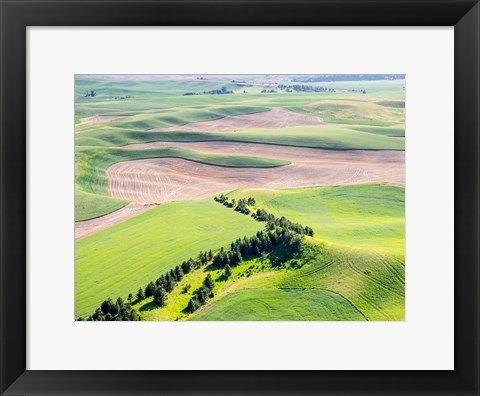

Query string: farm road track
75 203 155 240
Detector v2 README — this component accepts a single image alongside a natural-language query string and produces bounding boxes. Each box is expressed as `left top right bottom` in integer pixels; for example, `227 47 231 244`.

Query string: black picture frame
1 1 479 395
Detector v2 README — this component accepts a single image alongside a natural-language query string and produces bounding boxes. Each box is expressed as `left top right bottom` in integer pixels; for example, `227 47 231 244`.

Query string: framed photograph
1 1 479 395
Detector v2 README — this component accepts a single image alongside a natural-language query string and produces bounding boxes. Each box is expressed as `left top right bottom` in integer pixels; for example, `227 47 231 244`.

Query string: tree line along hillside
80 195 314 321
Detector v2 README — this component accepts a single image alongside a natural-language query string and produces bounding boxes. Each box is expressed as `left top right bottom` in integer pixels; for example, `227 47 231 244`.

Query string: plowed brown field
149 108 324 132
107 143 404 204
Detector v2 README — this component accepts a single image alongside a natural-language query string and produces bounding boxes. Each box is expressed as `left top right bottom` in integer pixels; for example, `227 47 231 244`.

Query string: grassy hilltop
135 184 404 321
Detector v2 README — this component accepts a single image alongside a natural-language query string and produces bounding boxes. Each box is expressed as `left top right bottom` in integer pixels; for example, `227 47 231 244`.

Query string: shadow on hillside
139 301 159 312
215 273 230 282
204 263 222 272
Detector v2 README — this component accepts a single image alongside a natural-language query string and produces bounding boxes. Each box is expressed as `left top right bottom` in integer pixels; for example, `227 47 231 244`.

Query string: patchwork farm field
75 74 405 321
75 200 263 317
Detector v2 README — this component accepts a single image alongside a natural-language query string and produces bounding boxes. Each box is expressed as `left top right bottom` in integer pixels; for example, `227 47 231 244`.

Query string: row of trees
214 227 302 268
264 214 314 237
215 195 314 237
183 86 233 96
81 296 138 321
183 196 315 314
82 248 215 320
214 195 256 215
186 274 215 313
81 195 314 321
234 197 255 215
278 84 335 93
135 251 216 308
347 89 367 94
184 225 307 314
203 86 233 95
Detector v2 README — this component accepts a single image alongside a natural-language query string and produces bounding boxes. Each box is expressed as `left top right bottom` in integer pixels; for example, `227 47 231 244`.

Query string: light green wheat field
75 74 405 321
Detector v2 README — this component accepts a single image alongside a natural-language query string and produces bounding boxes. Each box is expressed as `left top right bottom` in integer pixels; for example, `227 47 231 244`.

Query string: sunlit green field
129 184 404 322
75 76 405 220
75 187 127 221
75 200 263 317
200 242 404 321
228 184 405 255
75 146 288 221
75 123 405 153
75 75 405 321
190 289 367 321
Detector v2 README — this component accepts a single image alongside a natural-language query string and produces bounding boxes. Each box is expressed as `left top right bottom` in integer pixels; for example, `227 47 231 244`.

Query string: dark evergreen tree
268 231 278 245
136 287 145 301
101 299 118 315
145 281 156 297
196 287 207 304
181 260 191 274
187 297 199 313
304 226 314 236
92 307 103 320
175 266 184 281
187 258 196 270
213 248 227 266
153 287 168 307
203 274 215 290
165 276 175 292
229 249 242 266
116 297 124 308
129 310 138 321
156 275 166 287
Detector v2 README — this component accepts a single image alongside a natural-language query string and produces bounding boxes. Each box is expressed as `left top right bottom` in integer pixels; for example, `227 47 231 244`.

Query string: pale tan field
149 108 324 132
107 143 404 204
77 115 128 126
75 203 155 240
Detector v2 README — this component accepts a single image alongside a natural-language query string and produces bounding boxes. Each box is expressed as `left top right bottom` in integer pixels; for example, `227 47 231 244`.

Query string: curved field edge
189 288 367 321
298 99 404 127
129 184 404 321
228 184 405 255
75 199 264 317
184 242 404 321
76 124 405 150
134 238 404 322
75 105 272 132
75 146 289 220
76 184 405 320
278 243 405 321
75 188 128 222
350 124 405 137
